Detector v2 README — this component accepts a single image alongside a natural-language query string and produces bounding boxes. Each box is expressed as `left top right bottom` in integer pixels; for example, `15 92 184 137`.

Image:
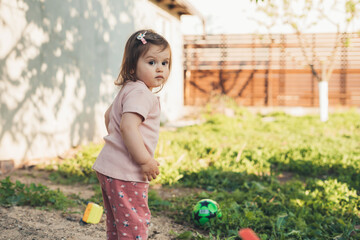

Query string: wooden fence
183 33 360 107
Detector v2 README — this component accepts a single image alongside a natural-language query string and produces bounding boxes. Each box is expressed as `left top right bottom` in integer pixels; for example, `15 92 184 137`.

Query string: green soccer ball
192 199 222 225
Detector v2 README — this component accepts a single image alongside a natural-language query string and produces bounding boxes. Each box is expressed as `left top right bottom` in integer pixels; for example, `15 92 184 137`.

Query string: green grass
1 101 359 239
47 143 102 184
151 105 360 239
0 177 75 211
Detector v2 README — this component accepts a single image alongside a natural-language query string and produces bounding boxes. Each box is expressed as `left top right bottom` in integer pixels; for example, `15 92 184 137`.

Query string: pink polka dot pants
96 172 151 240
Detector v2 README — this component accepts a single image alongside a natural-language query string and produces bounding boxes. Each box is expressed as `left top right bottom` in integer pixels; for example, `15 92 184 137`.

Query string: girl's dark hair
115 29 172 86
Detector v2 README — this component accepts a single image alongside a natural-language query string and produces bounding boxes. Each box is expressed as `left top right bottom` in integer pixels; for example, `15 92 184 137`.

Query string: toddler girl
92 29 171 240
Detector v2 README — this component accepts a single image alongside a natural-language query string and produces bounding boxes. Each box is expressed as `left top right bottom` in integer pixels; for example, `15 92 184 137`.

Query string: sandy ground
0 206 190 240
0 168 195 240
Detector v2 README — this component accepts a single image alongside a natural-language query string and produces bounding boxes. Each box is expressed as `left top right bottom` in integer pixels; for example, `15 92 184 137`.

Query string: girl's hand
140 159 160 181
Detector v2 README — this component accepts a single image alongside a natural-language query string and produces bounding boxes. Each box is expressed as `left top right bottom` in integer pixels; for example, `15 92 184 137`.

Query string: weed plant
1 97 359 239
48 143 102 184
152 101 360 239
0 177 75 211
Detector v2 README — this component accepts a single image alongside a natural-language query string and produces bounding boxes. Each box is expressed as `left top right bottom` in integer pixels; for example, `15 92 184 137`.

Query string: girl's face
136 44 171 90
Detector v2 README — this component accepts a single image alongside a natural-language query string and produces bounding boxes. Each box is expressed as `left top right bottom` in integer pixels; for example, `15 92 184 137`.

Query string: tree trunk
318 81 328 122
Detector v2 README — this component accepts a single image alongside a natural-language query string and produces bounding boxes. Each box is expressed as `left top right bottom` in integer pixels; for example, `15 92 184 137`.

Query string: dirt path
0 169 194 240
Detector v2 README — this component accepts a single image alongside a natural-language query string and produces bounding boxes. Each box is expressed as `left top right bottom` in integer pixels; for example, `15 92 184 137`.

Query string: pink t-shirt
92 81 160 182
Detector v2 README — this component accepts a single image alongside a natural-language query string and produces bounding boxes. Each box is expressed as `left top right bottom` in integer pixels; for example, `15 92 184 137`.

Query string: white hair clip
137 31 147 44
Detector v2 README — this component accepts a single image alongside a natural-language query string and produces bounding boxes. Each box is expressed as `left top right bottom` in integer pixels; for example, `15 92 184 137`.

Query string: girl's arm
120 112 160 181
104 104 113 133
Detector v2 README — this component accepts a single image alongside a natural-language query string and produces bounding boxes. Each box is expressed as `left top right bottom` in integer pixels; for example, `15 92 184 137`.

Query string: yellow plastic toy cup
82 202 103 224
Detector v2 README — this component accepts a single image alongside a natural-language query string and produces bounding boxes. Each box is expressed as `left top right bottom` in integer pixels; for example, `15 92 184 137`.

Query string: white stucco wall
140 2 185 122
0 0 185 165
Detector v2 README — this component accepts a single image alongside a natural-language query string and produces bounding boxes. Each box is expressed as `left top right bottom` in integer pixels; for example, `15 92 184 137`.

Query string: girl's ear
130 69 134 74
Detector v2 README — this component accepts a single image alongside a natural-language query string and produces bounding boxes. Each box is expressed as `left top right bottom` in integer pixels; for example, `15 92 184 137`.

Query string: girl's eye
148 61 155 65
162 61 169 66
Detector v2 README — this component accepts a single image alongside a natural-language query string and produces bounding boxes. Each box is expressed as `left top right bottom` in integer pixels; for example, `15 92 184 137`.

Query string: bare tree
254 0 360 121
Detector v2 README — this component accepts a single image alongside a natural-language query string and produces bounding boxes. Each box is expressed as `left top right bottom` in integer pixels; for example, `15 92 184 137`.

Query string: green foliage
86 184 104 205
3 103 359 239
49 143 102 184
0 177 75 211
152 107 360 239
174 230 210 240
148 190 172 213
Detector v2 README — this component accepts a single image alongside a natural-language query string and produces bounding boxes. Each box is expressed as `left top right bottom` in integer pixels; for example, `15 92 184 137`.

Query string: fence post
251 35 255 106
193 37 199 105
184 41 190 105
311 33 316 107
340 32 348 105
219 34 227 94
265 36 274 106
279 34 286 106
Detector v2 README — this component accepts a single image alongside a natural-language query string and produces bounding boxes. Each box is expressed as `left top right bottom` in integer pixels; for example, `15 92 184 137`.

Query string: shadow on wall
0 0 135 162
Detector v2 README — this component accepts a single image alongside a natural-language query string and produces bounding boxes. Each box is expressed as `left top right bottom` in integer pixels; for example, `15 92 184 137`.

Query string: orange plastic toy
238 228 260 240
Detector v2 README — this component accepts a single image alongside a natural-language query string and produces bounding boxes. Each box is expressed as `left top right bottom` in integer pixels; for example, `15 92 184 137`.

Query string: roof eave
150 0 204 20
